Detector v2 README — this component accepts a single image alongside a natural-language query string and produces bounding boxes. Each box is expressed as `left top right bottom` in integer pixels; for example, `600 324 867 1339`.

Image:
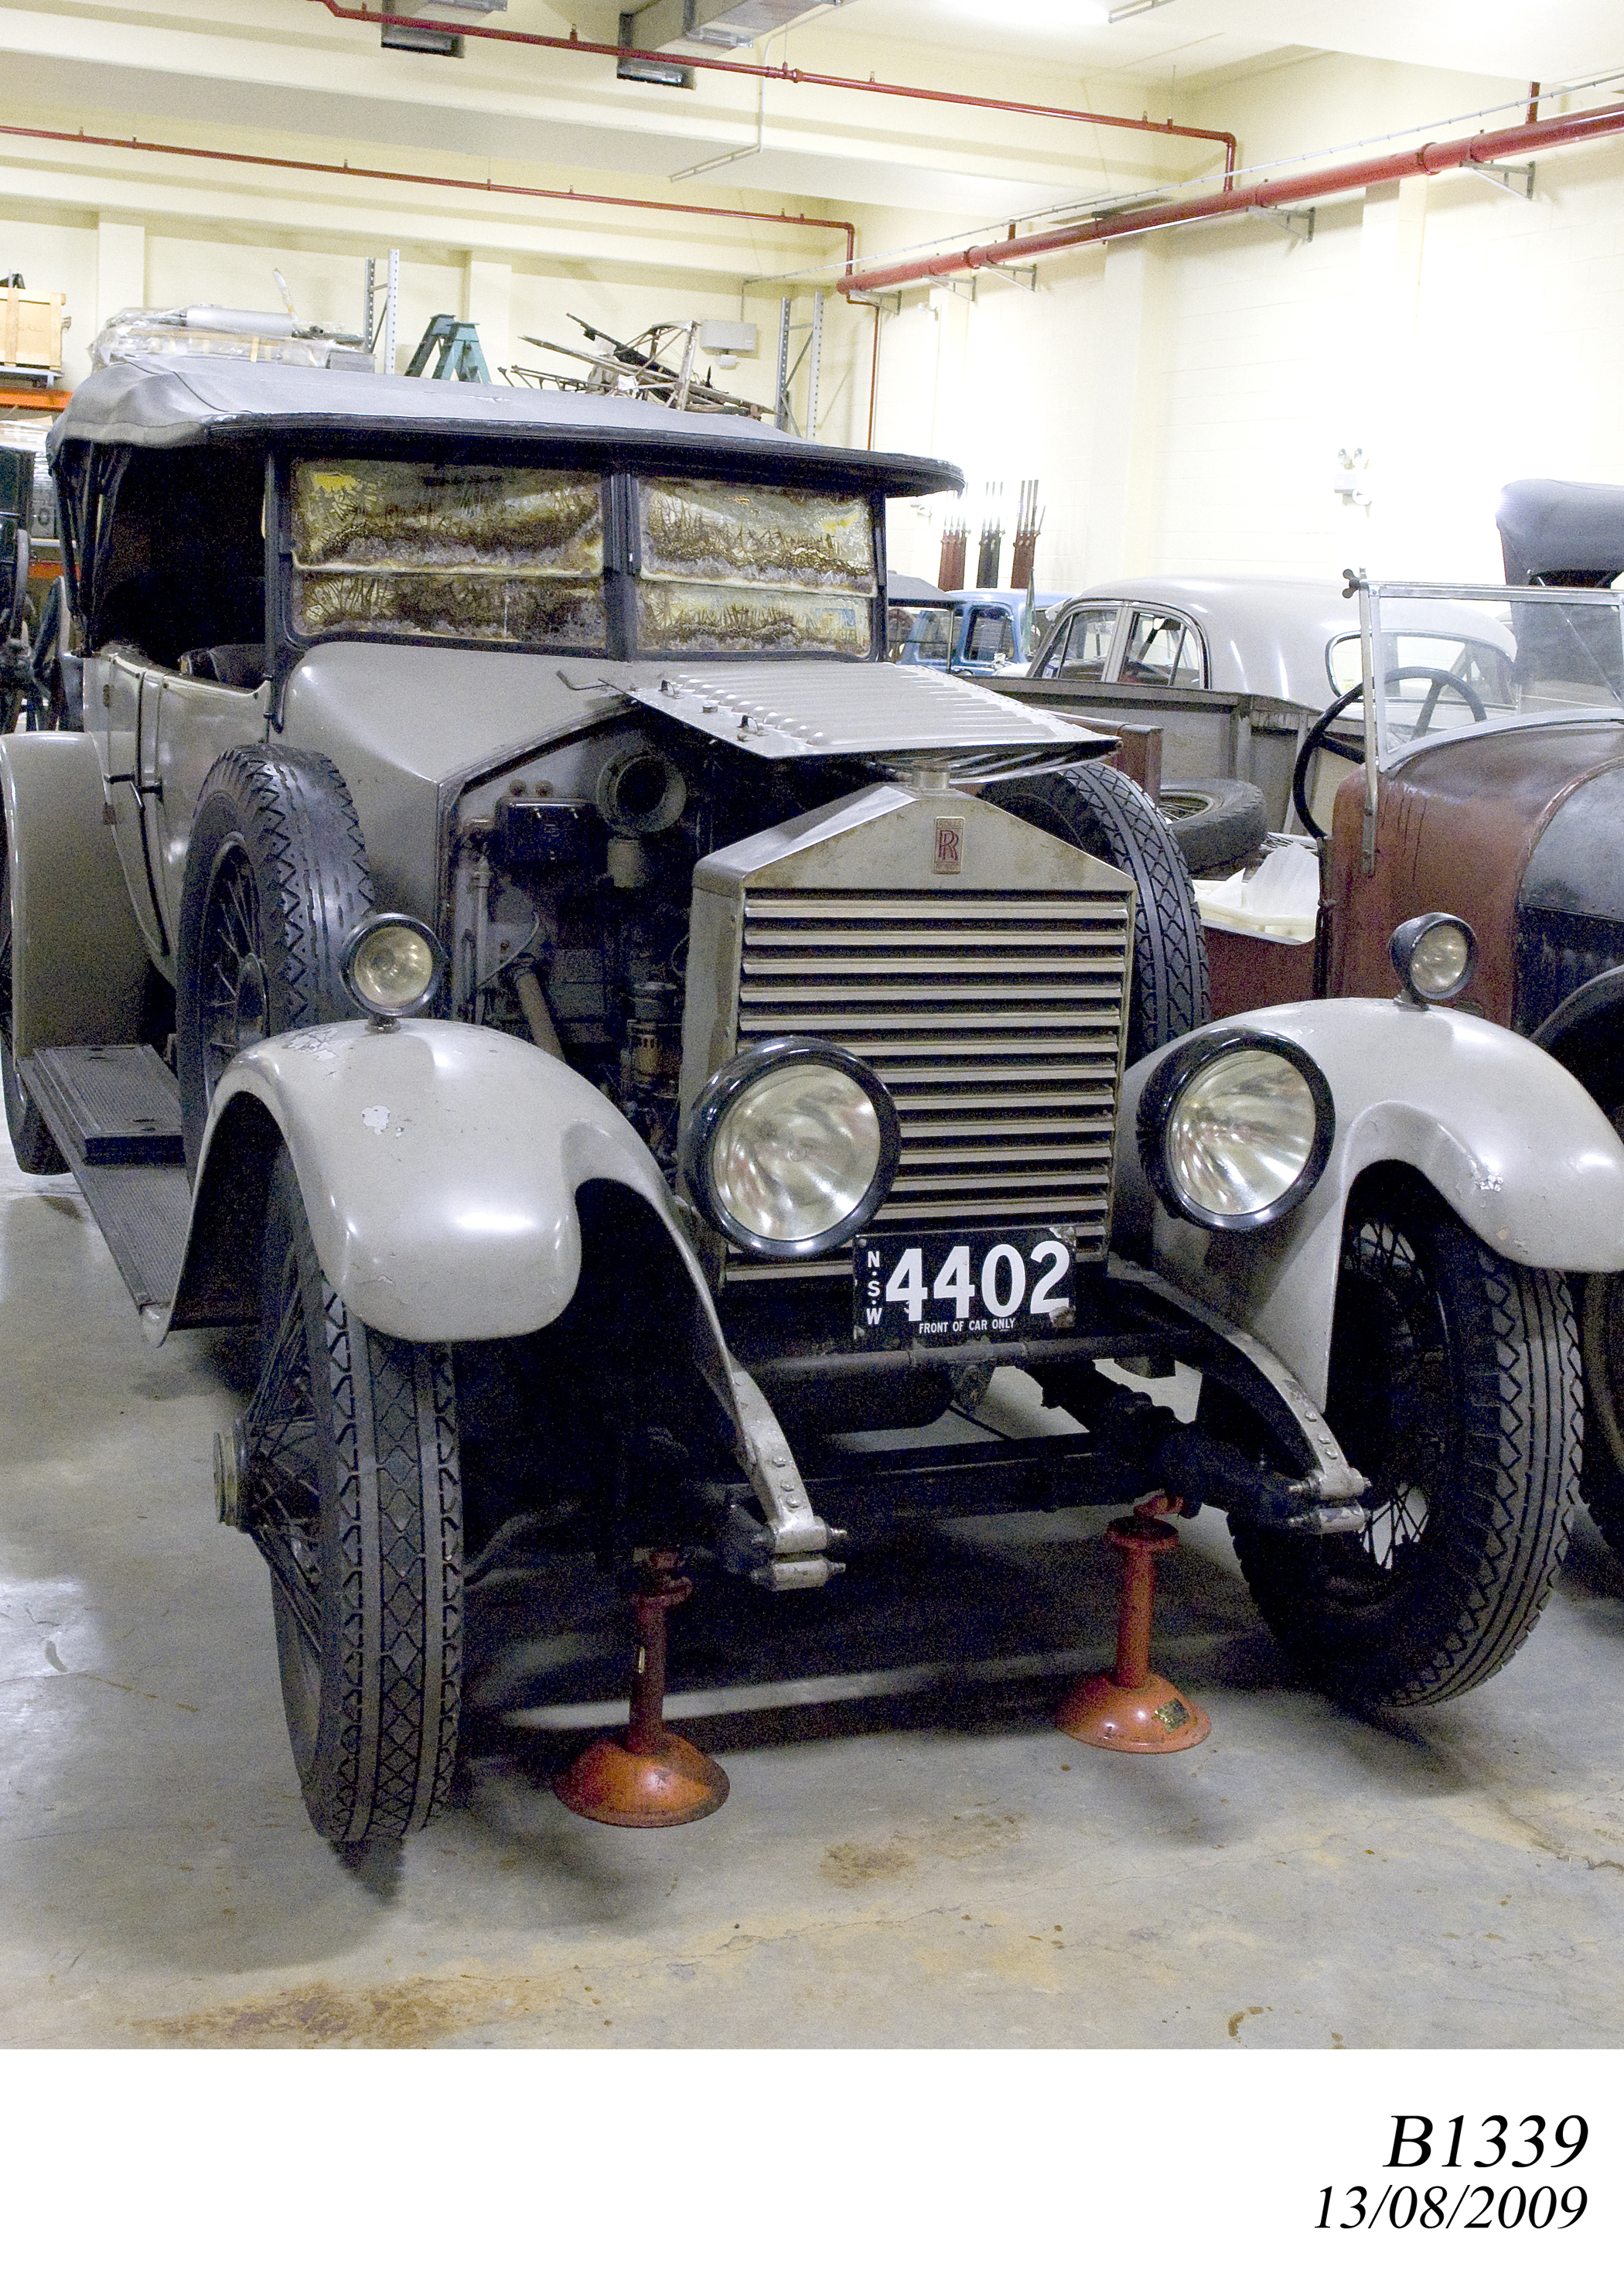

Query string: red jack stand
554 1550 729 1828
1055 1496 1211 1753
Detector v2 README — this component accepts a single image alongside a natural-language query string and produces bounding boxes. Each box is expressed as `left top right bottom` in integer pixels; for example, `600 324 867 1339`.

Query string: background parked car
1030 575 1514 712
1004 576 1517 871
883 568 947 661
899 586 1065 677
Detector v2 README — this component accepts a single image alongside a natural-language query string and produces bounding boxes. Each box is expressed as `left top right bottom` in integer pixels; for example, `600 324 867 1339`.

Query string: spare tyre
984 759 1209 1064
1157 777 1267 874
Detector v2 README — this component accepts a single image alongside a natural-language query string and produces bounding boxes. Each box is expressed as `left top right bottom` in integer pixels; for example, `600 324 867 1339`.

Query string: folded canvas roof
1498 478 1624 586
48 356 963 499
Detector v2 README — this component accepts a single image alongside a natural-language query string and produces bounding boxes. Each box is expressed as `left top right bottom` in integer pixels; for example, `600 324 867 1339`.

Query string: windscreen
1328 628 1517 704
1366 586 1624 759
1036 604 1117 681
633 477 875 655
903 606 954 662
289 460 606 647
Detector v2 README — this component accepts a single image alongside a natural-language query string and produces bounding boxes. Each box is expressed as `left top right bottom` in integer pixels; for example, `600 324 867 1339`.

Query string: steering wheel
1291 683 1366 838
1291 667 1488 838
1386 664 1487 738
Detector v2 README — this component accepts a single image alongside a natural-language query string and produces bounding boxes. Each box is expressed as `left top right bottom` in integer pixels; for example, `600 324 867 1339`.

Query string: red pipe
841 95 1624 295
0 118 854 268
307 0 1239 190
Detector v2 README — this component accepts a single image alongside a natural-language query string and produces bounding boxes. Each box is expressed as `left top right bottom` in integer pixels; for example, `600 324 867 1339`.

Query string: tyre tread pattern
236 746 373 1029
1158 776 1268 874
988 759 1210 1060
177 745 373 1162
313 1276 463 1842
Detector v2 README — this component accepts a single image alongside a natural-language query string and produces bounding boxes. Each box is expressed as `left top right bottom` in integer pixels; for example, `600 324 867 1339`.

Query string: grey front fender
162 1018 820 1553
1117 998 1624 1408
174 1017 688 1341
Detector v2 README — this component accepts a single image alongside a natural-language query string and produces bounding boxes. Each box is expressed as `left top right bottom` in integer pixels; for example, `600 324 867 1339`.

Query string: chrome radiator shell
681 781 1134 1282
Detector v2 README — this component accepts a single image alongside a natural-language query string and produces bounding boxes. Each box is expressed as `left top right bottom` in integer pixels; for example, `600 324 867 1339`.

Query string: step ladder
404 316 490 384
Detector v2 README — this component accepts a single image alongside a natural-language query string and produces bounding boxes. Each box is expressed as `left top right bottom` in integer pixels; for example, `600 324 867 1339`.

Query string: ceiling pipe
305 0 1239 192
838 94 1624 296
0 118 855 270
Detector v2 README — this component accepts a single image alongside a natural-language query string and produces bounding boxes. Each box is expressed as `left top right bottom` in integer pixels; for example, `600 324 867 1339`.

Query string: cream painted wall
0 212 97 376
880 111 1624 596
1141 131 1624 583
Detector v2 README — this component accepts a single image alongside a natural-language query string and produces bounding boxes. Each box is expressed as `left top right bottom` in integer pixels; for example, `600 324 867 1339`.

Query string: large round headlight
340 913 446 1022
1138 1032 1334 1232
1390 912 1476 1005
681 1038 901 1258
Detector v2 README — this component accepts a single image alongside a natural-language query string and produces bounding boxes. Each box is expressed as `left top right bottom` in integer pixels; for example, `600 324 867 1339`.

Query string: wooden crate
0 288 66 374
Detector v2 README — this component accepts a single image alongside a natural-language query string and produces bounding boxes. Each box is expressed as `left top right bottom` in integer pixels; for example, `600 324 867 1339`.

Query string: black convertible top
49 356 962 498
1497 477 1624 586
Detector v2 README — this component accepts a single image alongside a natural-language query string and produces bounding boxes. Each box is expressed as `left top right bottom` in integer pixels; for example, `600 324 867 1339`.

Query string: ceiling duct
623 0 831 56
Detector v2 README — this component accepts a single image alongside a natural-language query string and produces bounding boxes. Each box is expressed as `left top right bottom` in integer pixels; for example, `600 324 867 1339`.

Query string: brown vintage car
1298 493 1624 1551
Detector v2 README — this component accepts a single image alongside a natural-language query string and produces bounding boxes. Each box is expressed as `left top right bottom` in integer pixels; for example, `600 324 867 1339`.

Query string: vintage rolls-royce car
5 359 1624 1848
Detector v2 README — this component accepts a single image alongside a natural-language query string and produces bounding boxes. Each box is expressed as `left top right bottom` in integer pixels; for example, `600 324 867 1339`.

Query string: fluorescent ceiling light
1108 0 1177 20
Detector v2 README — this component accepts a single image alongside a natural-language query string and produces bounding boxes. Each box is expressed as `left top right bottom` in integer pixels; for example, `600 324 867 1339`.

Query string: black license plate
852 1227 1076 1350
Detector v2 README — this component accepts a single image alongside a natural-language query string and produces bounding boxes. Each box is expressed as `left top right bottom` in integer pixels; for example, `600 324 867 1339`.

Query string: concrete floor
6 1143 1624 2052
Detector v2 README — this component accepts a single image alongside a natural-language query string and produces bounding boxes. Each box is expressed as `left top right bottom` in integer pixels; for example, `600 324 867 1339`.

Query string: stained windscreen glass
290 461 606 646
634 478 875 654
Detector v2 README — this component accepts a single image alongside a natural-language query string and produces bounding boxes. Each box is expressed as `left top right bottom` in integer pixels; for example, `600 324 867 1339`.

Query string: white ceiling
831 0 1624 83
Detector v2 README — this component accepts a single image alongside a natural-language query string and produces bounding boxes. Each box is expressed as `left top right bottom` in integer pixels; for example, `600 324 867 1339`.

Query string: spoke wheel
0 807 66 1172
1230 1178 1579 1707
237 1151 463 1843
193 839 271 1111
176 747 373 1169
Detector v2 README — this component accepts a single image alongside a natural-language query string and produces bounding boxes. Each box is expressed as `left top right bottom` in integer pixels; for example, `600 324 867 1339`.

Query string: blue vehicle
899 586 1066 676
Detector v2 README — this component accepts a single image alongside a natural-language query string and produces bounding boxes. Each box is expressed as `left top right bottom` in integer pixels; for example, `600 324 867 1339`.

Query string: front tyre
1230 1176 1578 1707
236 1150 462 1842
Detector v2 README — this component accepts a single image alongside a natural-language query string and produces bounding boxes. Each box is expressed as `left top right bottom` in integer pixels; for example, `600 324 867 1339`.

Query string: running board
21 1045 189 1312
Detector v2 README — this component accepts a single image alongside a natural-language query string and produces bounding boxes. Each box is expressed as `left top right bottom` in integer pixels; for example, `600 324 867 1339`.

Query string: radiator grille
730 885 1131 1275
1514 906 1624 1036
